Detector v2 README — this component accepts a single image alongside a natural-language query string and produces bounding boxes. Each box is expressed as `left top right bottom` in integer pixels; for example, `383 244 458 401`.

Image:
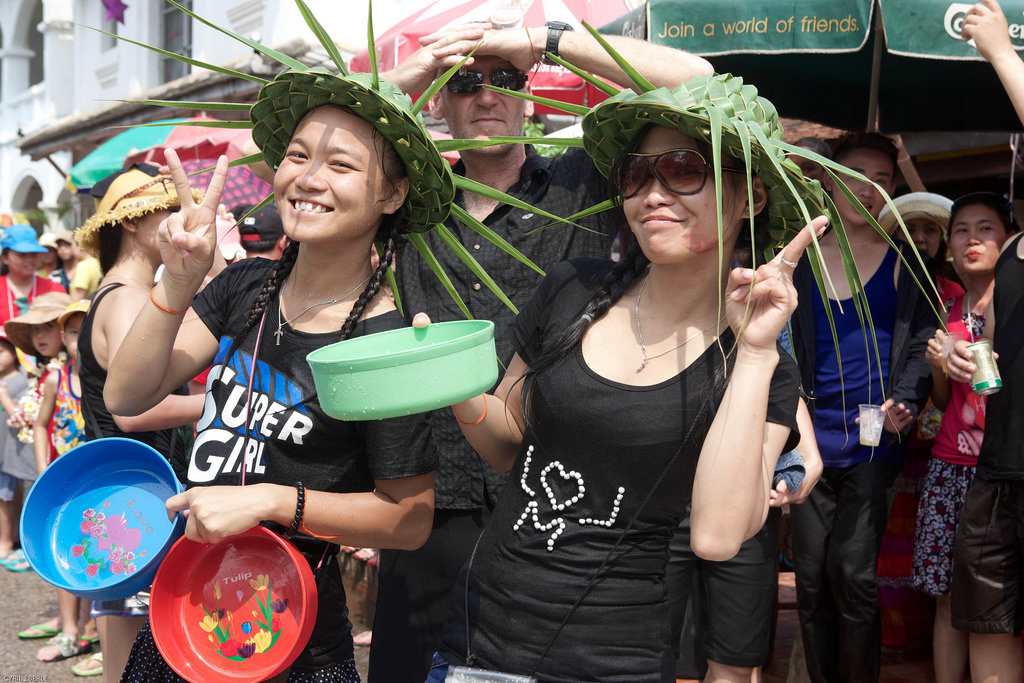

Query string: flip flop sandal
18 623 60 640
0 549 25 567
7 559 33 572
71 651 104 677
40 633 92 662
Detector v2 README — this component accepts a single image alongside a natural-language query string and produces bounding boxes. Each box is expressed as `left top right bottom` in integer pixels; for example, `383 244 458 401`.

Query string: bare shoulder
90 284 150 368
95 284 149 322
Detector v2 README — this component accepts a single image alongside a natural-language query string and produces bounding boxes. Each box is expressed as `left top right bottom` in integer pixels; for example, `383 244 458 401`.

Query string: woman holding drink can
911 191 1015 683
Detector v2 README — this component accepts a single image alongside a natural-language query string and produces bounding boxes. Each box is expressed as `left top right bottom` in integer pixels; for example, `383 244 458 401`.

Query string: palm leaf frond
166 0 308 72
296 0 348 75
407 233 471 319
84 26 267 84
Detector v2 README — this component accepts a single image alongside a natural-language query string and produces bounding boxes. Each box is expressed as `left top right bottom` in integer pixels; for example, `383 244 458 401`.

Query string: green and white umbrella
602 0 1024 133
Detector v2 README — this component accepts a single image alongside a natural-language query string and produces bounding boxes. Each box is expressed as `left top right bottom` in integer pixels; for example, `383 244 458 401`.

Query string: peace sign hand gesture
157 149 229 292
725 215 829 354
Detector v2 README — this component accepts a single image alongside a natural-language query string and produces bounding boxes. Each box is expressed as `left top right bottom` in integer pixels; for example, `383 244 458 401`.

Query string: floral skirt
911 458 976 596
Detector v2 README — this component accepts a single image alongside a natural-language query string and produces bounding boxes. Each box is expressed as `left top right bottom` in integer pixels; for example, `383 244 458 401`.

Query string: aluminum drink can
968 340 1002 395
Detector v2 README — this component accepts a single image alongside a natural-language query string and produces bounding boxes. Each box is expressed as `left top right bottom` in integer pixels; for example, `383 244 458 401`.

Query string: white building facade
5 0 411 235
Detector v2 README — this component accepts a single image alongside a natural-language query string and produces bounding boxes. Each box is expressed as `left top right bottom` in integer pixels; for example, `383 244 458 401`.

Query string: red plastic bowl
150 526 318 682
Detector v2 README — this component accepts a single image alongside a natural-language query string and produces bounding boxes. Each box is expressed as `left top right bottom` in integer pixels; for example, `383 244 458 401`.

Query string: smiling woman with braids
102 70 442 682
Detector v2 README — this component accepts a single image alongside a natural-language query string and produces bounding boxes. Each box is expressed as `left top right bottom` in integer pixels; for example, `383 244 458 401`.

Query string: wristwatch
542 21 574 65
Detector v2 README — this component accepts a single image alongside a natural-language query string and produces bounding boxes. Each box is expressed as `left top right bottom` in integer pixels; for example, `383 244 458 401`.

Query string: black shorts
951 477 1024 635
668 511 780 672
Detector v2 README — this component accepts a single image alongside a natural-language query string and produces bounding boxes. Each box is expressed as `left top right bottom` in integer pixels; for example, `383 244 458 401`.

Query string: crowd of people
1 0 1024 682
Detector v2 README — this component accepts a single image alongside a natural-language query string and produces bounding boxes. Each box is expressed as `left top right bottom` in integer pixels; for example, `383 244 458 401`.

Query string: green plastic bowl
307 320 498 421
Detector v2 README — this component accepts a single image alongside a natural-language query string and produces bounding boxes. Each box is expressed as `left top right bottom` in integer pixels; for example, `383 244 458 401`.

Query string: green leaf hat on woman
582 74 835 246
250 69 455 232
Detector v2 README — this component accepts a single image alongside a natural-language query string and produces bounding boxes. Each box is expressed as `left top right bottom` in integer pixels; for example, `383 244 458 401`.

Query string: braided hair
227 108 410 356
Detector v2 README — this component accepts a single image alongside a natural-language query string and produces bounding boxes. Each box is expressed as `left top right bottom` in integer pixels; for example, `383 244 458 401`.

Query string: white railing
2 82 58 139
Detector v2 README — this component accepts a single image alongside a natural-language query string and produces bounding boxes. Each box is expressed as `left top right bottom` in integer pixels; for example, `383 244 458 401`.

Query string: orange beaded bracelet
150 287 189 315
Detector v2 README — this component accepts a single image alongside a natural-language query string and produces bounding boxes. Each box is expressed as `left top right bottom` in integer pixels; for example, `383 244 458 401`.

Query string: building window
102 14 118 51
28 2 44 87
162 0 192 82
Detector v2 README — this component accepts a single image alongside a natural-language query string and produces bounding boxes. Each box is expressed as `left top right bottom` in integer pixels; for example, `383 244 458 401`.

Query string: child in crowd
5 292 73 466
32 299 89 473
4 293 99 667
36 300 100 675
0 328 31 571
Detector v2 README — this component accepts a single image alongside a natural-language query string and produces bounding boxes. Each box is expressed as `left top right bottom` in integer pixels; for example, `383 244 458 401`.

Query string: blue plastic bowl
20 438 185 601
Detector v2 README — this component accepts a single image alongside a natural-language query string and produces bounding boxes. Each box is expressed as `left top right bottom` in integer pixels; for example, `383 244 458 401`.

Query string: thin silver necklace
275 273 372 345
634 275 725 373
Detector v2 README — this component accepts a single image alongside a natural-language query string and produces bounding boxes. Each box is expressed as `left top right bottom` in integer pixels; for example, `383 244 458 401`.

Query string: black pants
790 460 902 683
368 508 489 683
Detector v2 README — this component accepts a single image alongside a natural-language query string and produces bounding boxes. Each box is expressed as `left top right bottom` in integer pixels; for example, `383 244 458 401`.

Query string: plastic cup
858 404 884 447
940 331 963 375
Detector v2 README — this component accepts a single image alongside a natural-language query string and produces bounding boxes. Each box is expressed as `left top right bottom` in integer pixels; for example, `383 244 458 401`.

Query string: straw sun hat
877 192 954 240
74 163 203 258
58 299 90 329
4 292 73 357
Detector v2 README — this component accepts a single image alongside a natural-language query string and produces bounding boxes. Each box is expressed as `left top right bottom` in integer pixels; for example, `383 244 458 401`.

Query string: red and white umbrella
351 0 640 114
122 117 255 167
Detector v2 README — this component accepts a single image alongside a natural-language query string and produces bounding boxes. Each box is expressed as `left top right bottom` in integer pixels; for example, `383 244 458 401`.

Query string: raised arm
691 217 828 561
948 287 998 383
963 0 1024 126
104 150 227 416
451 353 528 472
381 22 712 95
405 312 527 472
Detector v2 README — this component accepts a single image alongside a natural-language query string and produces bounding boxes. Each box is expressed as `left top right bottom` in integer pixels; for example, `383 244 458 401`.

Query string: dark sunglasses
616 149 746 199
445 68 528 95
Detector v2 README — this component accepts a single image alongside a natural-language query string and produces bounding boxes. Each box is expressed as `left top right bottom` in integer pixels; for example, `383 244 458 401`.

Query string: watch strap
542 21 573 65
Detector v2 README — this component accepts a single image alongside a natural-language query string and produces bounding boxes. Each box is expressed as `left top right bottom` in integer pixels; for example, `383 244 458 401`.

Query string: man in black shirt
371 23 713 682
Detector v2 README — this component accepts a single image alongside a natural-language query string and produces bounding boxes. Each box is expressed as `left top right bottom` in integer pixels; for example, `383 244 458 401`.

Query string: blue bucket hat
2 224 47 254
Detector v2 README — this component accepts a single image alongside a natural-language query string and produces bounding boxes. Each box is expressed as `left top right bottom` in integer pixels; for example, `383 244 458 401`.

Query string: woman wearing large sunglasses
417 72 836 682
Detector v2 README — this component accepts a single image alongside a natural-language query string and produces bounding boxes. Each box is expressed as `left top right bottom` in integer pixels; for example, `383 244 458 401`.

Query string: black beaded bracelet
290 482 305 535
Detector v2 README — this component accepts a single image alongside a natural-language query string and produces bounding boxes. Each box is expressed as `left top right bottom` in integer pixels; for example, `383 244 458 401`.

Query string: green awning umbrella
603 0 1024 133
69 118 190 190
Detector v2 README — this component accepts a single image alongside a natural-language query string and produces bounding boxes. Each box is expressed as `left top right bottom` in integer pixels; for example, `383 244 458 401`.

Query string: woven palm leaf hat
582 73 834 246
250 69 454 232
